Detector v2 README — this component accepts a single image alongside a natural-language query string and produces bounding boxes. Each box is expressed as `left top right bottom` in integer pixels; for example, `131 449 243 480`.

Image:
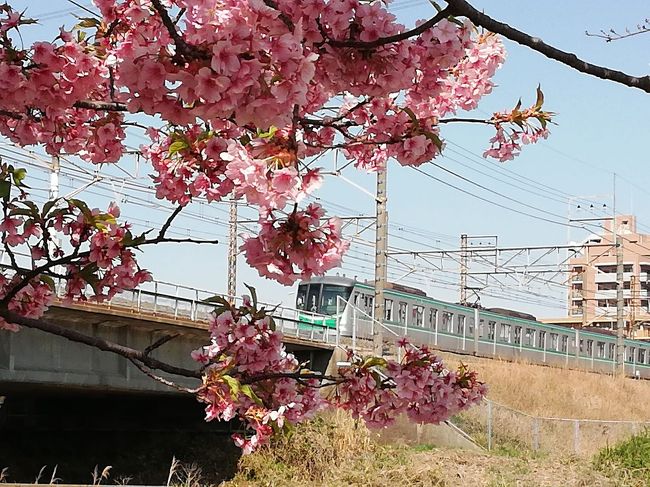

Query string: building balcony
594 272 633 283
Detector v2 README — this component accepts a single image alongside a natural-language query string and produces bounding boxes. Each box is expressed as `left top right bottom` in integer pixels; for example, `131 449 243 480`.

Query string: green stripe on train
298 314 337 329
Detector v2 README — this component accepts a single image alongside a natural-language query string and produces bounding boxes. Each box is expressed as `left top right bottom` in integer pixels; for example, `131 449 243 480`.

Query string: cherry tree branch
326 7 451 49
446 0 650 93
149 0 209 62
1 309 202 379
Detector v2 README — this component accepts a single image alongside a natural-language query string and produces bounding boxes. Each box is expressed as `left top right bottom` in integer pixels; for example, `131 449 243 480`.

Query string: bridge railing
0 250 336 346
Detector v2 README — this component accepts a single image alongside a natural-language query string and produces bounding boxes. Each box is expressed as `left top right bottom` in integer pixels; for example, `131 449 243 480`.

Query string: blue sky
4 0 650 317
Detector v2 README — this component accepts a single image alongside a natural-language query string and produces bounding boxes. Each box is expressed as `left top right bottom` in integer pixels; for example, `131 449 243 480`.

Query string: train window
550 333 559 351
468 317 474 335
499 324 511 342
608 343 615 359
320 284 353 315
398 302 408 324
442 312 453 332
384 299 393 322
525 328 535 346
307 284 321 313
296 284 308 310
537 331 546 348
457 315 466 334
561 336 568 353
579 339 584 354
638 348 646 364
479 319 485 337
363 294 374 314
487 321 496 340
586 340 593 356
514 326 522 345
428 308 437 329
597 342 605 358
627 347 635 363
413 305 424 327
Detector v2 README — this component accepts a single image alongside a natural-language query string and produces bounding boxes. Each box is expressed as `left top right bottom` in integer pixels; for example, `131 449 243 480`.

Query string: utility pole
373 165 388 356
616 233 625 372
460 234 468 305
227 198 237 303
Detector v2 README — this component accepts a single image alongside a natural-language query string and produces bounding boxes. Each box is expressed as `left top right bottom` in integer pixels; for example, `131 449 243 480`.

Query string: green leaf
244 283 258 308
11 168 27 187
39 275 56 292
75 17 101 29
241 384 263 406
362 356 388 369
222 375 241 399
204 295 231 307
42 199 59 217
168 140 189 155
69 198 93 219
0 180 11 200
8 208 35 217
534 85 544 110
257 126 278 139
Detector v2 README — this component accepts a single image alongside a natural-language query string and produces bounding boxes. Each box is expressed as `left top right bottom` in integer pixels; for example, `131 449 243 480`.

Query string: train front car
295 276 356 330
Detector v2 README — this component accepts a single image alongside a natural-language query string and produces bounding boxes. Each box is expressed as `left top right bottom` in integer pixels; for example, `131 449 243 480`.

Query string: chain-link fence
452 399 650 457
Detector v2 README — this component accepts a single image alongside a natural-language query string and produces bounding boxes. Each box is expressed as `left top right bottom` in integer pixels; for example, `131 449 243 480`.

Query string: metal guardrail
0 251 336 347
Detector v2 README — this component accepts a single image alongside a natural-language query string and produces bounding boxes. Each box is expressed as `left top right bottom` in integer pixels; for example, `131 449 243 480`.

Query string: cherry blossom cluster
241 203 349 285
194 296 486 453
0 274 53 332
335 339 487 428
0 167 151 329
484 89 552 161
0 1 556 287
0 9 125 162
193 294 326 454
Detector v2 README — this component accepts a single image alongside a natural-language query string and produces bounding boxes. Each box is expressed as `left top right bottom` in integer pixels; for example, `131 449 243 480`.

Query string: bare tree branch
446 0 650 94
327 7 450 49
2 309 202 379
128 358 200 393
144 333 179 356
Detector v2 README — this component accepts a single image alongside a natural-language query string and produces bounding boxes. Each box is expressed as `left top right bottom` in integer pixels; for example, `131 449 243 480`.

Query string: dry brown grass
222 411 613 487
437 350 650 420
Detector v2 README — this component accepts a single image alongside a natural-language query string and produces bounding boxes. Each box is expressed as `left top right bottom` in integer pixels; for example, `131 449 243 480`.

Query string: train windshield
296 283 353 315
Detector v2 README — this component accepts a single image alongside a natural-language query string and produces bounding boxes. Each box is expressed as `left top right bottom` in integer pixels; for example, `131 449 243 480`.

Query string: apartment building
543 215 650 339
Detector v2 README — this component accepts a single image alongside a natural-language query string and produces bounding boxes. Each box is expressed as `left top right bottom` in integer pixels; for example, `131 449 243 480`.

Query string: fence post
573 420 580 454
532 418 540 451
487 400 493 451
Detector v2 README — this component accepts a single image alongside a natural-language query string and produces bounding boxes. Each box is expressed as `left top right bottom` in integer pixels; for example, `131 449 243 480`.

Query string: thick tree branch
73 100 128 112
2 309 201 379
446 0 650 94
158 205 183 239
327 7 450 49
149 0 209 62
